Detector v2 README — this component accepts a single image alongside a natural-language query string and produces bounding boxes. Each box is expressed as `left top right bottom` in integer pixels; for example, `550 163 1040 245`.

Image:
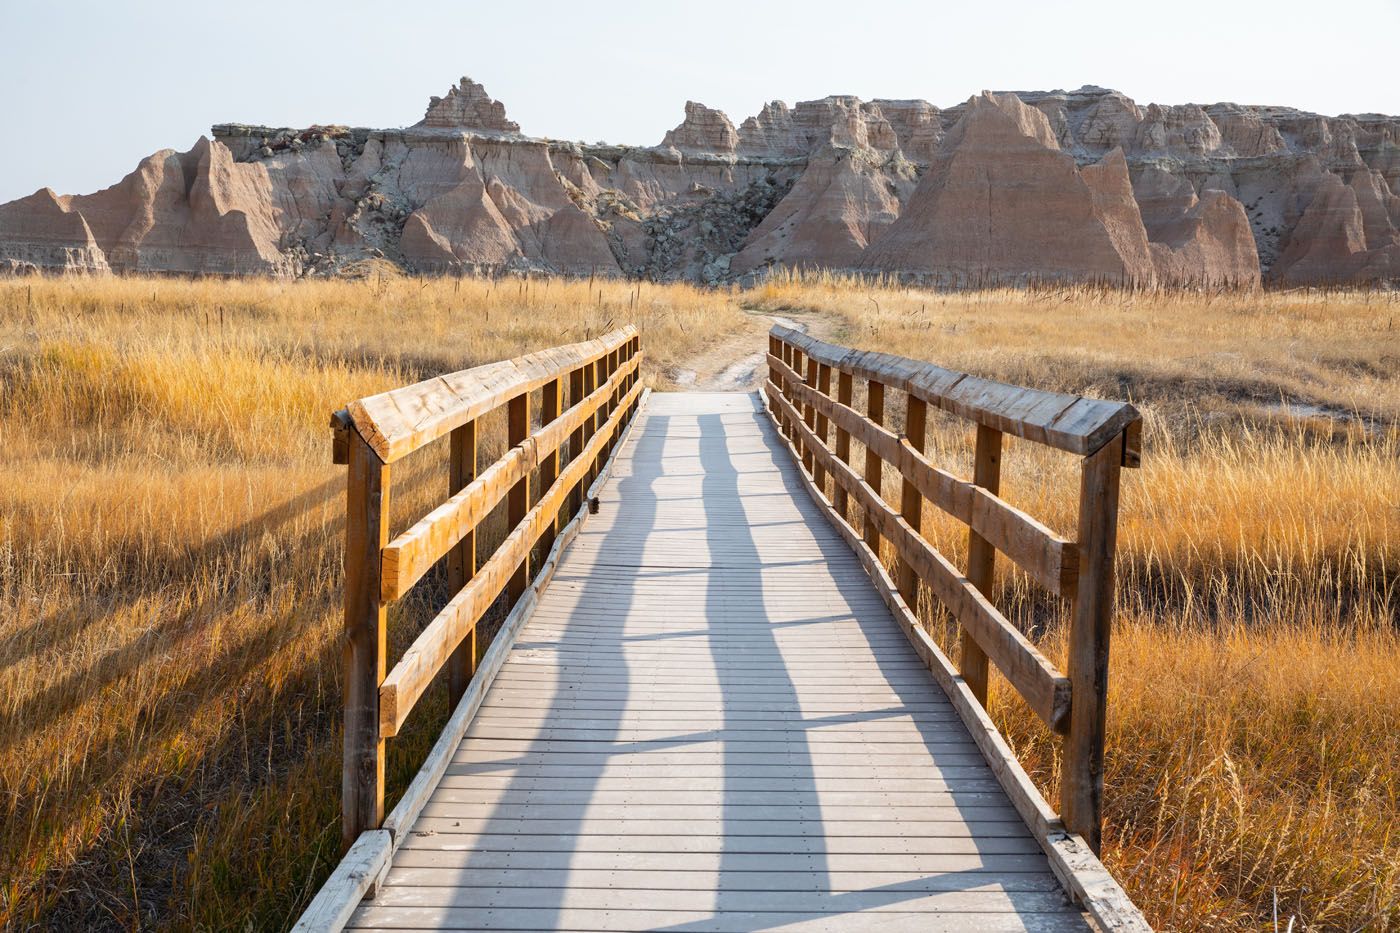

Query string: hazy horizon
3 0 1399 203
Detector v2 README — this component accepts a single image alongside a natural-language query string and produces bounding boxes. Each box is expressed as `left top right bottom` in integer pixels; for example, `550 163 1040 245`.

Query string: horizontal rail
773 325 1138 457
349 326 637 463
380 354 640 601
769 353 1079 598
379 377 644 737
766 382 1072 731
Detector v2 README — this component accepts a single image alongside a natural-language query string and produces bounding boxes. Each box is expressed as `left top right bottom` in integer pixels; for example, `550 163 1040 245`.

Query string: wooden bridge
300 326 1150 931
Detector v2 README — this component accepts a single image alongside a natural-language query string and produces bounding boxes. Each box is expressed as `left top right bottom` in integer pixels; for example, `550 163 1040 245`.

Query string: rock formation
1 77 1396 286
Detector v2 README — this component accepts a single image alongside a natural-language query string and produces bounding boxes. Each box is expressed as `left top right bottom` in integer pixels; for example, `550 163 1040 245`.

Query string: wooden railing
330 326 643 845
764 325 1141 852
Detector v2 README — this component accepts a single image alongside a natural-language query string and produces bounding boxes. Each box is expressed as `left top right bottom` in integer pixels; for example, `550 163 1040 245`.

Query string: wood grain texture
767 383 1071 732
769 353 1077 599
342 432 389 846
773 325 1139 456
1062 431 1126 854
347 326 637 463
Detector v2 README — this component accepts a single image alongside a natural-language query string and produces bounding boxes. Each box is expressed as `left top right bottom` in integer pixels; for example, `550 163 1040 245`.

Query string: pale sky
3 0 1399 204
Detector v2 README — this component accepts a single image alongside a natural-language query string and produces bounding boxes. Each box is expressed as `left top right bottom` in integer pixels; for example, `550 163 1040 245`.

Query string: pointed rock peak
419 77 520 133
958 92 1060 150
661 101 738 153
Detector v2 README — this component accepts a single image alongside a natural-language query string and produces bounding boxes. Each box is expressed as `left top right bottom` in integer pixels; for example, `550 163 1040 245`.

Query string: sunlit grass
1 272 1396 930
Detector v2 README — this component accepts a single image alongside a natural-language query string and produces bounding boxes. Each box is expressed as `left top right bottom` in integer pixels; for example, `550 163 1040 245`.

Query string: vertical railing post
538 378 563 554
863 380 885 553
814 363 832 492
802 357 818 477
1062 430 1127 855
446 420 477 709
568 365 586 521
834 370 853 519
581 359 600 492
789 349 805 458
962 424 1003 706
897 395 927 608
506 393 530 604
343 431 389 847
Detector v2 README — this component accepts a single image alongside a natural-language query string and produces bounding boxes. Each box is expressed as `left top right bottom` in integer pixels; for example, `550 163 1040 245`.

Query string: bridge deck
350 392 1089 932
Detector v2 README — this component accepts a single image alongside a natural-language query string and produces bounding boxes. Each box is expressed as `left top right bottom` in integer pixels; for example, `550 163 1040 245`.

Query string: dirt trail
669 310 836 391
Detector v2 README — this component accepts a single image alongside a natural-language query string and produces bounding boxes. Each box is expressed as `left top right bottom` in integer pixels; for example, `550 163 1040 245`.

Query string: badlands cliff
2 78 1397 286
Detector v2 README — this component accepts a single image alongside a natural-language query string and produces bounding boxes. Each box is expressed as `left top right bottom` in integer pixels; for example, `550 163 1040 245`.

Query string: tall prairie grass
0 272 1395 930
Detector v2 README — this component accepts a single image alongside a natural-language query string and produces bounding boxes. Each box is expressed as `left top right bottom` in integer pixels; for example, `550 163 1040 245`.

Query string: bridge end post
343 429 389 847
1061 429 1127 854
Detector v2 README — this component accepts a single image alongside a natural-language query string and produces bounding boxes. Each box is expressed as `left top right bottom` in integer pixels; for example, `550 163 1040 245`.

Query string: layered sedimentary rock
1 77 1396 285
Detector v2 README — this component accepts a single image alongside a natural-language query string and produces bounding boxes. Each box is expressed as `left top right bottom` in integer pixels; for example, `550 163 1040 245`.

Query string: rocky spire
418 77 520 132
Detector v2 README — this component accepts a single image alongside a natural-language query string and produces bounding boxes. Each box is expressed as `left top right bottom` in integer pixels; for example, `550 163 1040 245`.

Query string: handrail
330 327 643 845
773 325 1141 458
347 326 638 463
765 325 1140 855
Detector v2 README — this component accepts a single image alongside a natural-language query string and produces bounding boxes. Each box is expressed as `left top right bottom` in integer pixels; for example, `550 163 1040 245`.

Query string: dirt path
669 310 837 391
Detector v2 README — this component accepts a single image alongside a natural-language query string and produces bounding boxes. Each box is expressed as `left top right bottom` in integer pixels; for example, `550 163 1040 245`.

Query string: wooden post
789 349 804 453
1062 430 1126 855
834 370 853 519
962 423 1003 707
815 363 832 492
897 395 927 608
582 358 602 490
538 378 563 554
591 354 608 481
343 431 389 846
863 380 885 553
446 420 477 710
568 366 586 521
802 357 818 477
506 393 530 605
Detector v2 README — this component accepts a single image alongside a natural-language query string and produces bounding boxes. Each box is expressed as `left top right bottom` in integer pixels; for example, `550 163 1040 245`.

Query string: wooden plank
770 354 1078 598
377 378 644 737
291 829 390 932
445 420 477 709
383 851 1052 874
772 324 1139 457
347 905 1090 932
767 384 1071 732
1062 431 1126 855
763 392 1148 932
347 325 636 463
366 884 1075 912
342 430 388 846
962 423 1001 707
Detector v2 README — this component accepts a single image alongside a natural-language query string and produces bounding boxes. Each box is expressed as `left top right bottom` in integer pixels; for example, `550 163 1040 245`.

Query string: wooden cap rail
773 325 1141 458
347 326 639 463
766 325 1140 854
331 327 643 846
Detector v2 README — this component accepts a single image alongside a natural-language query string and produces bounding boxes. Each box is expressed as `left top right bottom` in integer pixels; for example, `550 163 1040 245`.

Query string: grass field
1 272 1396 930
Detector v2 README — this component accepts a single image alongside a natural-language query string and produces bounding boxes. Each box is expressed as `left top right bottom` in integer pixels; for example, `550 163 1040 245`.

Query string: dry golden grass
1 271 1396 930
